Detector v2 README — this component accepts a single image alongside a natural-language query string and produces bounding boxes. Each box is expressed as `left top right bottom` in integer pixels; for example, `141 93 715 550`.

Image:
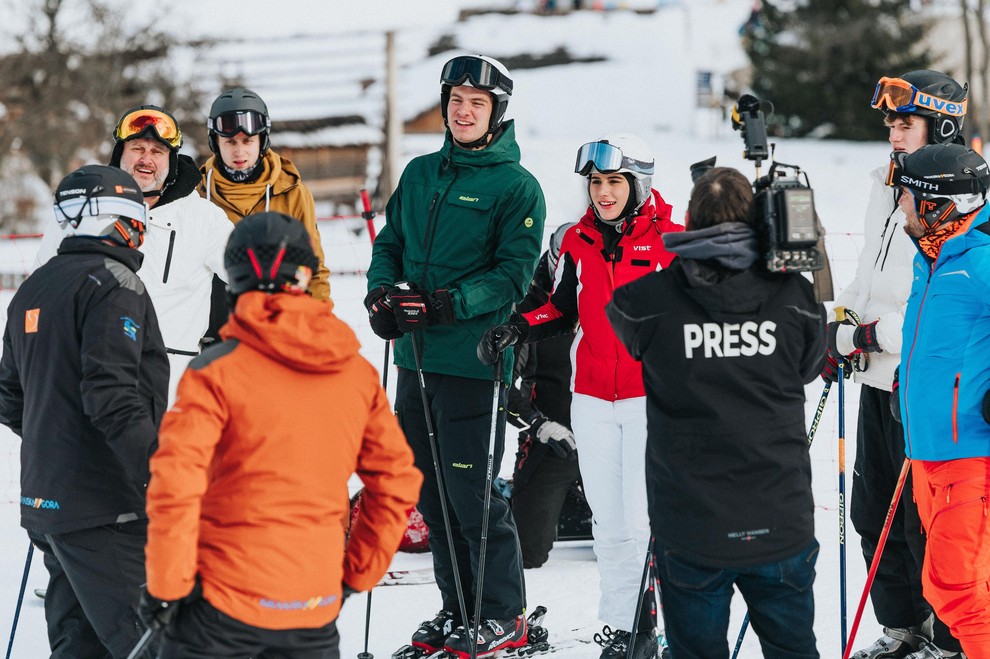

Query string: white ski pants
571 393 651 631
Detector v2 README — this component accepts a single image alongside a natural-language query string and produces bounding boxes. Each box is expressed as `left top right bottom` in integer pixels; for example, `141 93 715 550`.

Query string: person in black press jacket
606 167 825 658
0 166 168 659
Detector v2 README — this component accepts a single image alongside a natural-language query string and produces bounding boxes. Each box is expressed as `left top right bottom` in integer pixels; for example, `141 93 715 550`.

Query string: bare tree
0 0 212 194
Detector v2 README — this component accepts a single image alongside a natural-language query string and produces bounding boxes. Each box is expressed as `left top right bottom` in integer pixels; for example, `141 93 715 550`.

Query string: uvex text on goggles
440 56 513 95
208 110 271 138
872 77 967 117
114 107 182 148
574 141 654 177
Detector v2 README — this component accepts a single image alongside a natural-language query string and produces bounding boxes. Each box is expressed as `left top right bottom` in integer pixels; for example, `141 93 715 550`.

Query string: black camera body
754 163 822 272
732 94 823 273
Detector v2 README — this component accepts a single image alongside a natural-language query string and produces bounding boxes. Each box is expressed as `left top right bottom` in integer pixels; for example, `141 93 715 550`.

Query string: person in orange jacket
142 212 422 658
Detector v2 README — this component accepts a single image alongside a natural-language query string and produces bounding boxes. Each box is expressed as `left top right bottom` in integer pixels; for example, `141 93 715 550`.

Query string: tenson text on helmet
914 94 965 117
684 321 777 359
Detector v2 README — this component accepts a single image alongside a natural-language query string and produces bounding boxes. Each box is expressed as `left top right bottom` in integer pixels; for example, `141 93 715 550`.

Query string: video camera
701 94 823 273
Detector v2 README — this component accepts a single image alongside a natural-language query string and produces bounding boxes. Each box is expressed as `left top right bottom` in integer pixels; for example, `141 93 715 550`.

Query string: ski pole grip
493 350 505 384
834 305 847 323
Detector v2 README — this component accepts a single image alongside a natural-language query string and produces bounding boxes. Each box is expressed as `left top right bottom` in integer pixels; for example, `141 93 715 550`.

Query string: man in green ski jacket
365 55 546 657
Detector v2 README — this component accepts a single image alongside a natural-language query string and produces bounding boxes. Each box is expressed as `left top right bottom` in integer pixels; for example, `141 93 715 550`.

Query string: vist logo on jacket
683 321 777 359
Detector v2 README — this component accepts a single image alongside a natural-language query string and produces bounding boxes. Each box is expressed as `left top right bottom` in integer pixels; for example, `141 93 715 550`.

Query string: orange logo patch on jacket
25 308 40 334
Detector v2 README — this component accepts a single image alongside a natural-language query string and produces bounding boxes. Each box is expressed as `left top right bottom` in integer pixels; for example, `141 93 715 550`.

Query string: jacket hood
155 155 202 209
441 120 521 169
663 222 759 270
677 259 775 322
220 292 357 373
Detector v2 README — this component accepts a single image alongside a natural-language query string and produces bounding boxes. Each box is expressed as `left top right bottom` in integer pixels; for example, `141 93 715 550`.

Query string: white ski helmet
53 165 148 248
440 55 513 141
575 132 655 213
547 222 576 278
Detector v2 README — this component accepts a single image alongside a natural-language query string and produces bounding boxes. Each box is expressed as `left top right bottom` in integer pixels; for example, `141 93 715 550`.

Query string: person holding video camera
479 132 681 658
606 166 825 658
830 70 967 659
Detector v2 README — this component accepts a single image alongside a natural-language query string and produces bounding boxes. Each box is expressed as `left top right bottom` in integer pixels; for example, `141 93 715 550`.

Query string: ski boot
904 642 967 659
851 619 932 659
391 610 460 659
443 614 528 658
595 625 660 659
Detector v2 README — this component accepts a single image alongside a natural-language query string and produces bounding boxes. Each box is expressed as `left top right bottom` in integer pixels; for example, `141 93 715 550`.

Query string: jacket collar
440 120 521 169
57 236 144 271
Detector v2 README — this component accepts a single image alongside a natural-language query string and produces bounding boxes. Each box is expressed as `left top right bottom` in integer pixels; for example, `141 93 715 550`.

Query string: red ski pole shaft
360 189 377 244
842 457 912 659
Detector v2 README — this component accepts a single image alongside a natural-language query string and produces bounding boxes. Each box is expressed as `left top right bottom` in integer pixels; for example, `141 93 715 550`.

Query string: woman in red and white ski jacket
514 133 682 642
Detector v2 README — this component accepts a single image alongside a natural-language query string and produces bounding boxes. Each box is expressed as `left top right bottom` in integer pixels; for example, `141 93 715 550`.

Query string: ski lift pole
361 189 377 244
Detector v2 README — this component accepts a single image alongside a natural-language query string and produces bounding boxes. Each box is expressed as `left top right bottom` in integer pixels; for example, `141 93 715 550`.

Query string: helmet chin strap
449 124 495 150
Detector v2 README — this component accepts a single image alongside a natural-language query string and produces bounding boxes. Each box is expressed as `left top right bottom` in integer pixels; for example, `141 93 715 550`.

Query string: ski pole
626 537 655 659
125 625 161 659
842 457 911 659
470 351 505 659
408 328 471 646
807 380 831 447
360 189 377 244
5 541 33 659
838 358 848 654
730 613 749 659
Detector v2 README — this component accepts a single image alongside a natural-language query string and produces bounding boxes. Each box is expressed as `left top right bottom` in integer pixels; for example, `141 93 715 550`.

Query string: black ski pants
28 520 148 659
395 368 526 622
159 595 339 658
511 435 581 568
850 385 959 650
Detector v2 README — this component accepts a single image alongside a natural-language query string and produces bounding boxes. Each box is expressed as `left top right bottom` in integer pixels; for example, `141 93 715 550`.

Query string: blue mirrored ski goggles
574 141 654 176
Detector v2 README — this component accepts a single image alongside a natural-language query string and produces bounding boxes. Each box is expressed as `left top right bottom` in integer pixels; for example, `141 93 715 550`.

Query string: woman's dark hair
687 167 754 230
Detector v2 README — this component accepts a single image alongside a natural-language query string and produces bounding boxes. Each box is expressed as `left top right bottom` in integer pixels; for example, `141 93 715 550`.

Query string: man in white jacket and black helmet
35 105 232 404
828 71 967 659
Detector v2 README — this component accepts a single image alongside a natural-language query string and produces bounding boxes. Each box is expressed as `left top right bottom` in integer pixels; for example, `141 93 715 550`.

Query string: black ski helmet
224 212 318 301
109 105 182 194
873 70 968 145
440 55 513 148
208 87 272 156
893 143 989 232
53 165 147 248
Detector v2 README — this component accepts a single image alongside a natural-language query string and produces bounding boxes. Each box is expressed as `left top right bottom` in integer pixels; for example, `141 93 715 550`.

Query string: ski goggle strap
574 141 654 177
871 77 967 117
440 56 513 95
114 107 182 148
208 110 270 138
53 194 148 229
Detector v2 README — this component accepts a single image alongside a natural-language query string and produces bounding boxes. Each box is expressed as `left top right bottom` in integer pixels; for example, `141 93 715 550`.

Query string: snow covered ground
0 1 908 656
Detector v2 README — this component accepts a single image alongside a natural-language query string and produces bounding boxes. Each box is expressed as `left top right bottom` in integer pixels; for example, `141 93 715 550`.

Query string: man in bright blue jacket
896 143 990 657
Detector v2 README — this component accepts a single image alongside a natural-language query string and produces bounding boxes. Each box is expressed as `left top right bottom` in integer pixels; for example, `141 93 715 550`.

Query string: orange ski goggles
114 106 182 148
871 77 967 117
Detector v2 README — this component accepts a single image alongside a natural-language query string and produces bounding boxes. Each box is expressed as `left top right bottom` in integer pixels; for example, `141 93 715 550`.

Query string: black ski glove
138 587 183 631
852 321 883 353
820 354 851 383
388 284 454 332
529 415 577 459
364 286 403 341
477 316 529 366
